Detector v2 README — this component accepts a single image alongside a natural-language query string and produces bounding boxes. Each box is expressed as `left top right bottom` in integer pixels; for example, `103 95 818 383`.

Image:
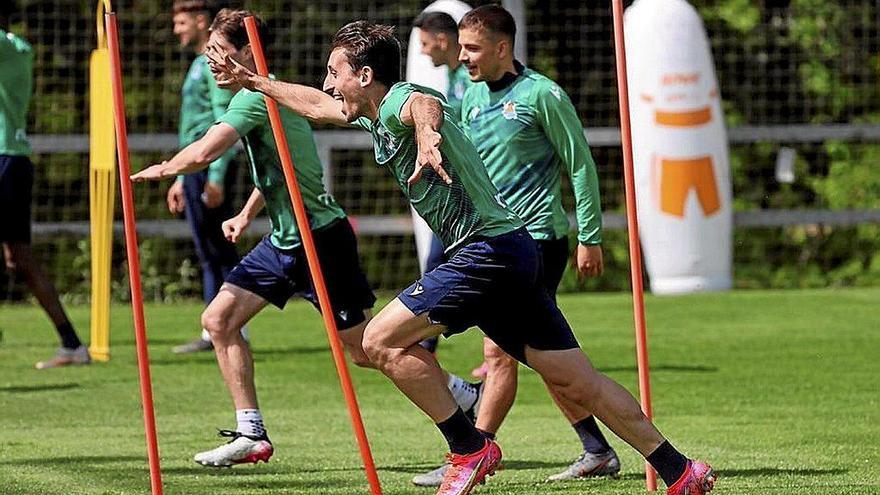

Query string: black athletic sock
477 428 495 441
436 408 486 455
646 440 688 487
56 321 82 349
572 416 611 453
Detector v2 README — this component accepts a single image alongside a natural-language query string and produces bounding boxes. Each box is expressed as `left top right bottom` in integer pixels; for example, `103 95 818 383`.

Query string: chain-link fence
3 0 879 302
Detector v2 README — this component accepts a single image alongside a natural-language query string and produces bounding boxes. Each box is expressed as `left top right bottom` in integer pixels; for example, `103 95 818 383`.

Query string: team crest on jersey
502 101 518 120
454 81 466 100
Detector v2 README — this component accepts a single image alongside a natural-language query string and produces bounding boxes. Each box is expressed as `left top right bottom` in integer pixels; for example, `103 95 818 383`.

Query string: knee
483 341 518 370
201 310 234 340
361 323 398 370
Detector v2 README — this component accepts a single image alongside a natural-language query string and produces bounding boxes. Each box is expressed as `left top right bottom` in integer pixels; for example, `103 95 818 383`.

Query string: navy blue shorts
398 228 579 364
225 219 376 330
537 236 570 301
0 155 34 244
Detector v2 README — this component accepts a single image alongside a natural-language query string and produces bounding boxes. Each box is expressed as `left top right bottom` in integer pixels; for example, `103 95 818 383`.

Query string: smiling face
205 30 252 89
173 12 207 49
322 47 370 123
458 27 509 82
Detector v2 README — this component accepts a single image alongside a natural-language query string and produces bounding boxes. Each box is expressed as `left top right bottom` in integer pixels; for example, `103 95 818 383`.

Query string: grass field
0 288 878 494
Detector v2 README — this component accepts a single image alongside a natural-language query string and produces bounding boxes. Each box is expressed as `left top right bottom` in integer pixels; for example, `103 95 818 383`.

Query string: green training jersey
354 82 522 251
445 63 473 121
0 30 33 156
179 54 235 183
460 65 602 245
218 88 345 250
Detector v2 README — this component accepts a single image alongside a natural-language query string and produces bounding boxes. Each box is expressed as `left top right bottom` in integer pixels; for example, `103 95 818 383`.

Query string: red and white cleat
435 439 502 495
667 460 716 495
194 430 274 468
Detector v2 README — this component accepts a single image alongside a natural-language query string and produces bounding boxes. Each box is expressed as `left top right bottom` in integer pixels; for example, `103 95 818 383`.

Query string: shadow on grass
380 459 568 475
718 467 848 477
148 345 329 366
0 383 80 393
599 364 719 373
0 455 144 466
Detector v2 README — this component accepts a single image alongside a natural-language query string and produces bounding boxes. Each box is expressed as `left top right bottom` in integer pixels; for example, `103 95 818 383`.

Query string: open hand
205 45 256 90
408 129 451 186
131 162 169 182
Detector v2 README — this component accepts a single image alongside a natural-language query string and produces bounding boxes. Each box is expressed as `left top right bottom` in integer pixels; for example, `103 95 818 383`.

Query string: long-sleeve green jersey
460 65 603 245
354 82 522 252
445 63 473 120
179 54 235 183
217 88 345 250
0 30 33 156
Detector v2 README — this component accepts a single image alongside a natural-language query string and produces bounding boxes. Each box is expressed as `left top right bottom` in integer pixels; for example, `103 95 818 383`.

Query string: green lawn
0 288 878 494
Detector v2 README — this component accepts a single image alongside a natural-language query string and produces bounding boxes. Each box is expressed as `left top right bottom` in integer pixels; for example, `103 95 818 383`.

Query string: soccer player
209 19 716 495
168 0 248 354
133 9 480 468
0 2 90 370
417 5 622 485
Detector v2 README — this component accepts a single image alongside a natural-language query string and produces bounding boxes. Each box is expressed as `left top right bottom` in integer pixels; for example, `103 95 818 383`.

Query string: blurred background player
0 2 90 370
413 4 620 486
168 0 249 354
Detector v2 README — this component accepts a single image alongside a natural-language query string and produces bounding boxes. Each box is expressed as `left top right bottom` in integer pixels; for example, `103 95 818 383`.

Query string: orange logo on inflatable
652 156 721 217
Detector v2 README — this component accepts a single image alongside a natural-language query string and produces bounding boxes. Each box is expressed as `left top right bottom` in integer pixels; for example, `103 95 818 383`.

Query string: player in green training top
210 19 715 495
168 0 248 355
131 9 378 469
413 5 619 486
0 2 91 370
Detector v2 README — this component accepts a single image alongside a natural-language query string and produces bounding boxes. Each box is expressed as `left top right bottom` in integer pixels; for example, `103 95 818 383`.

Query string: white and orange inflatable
625 0 733 294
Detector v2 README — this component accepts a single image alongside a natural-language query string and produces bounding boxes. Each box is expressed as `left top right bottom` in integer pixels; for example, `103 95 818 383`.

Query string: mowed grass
0 288 877 495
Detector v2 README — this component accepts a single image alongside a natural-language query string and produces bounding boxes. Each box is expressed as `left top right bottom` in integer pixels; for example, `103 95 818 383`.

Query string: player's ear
436 32 448 51
240 44 253 60
359 66 374 87
195 13 209 31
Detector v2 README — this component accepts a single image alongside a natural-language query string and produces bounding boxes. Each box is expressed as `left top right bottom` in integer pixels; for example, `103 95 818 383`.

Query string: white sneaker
194 430 274 467
35 346 91 370
546 448 621 481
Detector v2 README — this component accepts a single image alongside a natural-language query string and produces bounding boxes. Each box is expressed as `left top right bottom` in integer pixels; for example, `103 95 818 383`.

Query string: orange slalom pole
105 12 164 495
610 0 657 491
243 17 383 495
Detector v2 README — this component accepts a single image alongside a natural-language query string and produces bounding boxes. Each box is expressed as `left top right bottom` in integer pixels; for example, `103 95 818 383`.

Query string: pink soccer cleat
435 439 502 495
666 460 716 495
194 430 274 467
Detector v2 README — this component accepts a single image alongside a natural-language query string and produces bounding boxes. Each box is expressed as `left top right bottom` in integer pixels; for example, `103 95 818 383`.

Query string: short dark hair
209 8 268 50
331 21 401 88
413 11 458 38
172 0 211 16
459 4 516 45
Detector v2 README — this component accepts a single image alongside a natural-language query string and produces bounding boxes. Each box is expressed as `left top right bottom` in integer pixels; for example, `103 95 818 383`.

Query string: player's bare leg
363 298 501 494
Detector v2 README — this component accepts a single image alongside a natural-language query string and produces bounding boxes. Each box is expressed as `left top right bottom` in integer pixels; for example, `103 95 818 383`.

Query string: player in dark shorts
1 3 90 370
133 9 481 469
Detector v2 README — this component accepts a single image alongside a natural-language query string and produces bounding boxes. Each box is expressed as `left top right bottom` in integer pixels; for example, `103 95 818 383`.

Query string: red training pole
610 1 658 491
105 12 164 495
242 17 383 495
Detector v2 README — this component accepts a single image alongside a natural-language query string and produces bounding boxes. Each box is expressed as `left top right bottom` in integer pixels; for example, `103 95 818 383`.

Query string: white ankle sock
236 409 266 438
447 374 479 411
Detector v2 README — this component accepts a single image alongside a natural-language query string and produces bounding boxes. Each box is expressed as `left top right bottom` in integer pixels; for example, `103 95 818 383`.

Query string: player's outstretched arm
206 49 347 126
222 187 265 243
131 123 240 182
402 93 452 186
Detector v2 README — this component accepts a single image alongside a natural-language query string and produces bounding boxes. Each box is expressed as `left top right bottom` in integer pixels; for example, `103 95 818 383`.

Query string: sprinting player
168 0 248 354
1 2 90 370
209 19 716 495
414 5 619 485
133 9 480 468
